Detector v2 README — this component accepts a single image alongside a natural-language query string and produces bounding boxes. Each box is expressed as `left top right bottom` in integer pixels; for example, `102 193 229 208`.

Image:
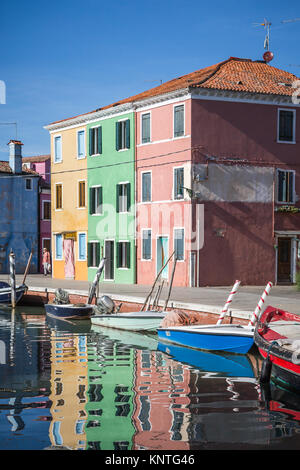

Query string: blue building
0 140 40 273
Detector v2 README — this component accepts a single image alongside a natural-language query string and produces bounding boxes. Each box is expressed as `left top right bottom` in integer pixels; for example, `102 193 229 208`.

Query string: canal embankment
1 274 300 324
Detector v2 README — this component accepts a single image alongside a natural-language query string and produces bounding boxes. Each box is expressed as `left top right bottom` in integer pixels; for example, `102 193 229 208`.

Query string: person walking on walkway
42 248 51 276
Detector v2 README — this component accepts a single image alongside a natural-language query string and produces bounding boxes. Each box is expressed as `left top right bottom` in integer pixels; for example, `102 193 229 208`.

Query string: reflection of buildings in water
48 332 88 450
85 336 135 450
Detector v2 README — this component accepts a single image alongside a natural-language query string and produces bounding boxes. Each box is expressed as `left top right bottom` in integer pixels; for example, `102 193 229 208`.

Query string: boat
91 323 159 349
157 281 273 354
0 281 27 306
254 305 300 392
45 302 93 320
91 310 167 332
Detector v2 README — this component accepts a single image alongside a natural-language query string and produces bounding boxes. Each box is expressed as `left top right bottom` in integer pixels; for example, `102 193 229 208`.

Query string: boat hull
45 303 93 320
91 311 166 331
158 324 254 354
254 305 300 392
0 283 27 305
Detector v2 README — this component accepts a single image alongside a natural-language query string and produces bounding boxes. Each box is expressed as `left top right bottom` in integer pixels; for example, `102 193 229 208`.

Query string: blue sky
0 0 299 159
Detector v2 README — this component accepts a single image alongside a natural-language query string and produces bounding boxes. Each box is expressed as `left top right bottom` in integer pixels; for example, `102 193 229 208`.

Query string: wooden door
277 238 291 283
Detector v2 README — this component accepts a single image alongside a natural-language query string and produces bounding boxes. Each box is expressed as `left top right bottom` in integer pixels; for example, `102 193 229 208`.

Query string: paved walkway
2 273 300 319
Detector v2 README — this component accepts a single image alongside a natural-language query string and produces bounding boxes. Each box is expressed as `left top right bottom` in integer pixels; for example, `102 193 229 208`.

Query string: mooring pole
9 250 16 309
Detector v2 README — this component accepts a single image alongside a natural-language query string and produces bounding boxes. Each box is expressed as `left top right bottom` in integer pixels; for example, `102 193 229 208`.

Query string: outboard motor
96 295 115 314
53 288 70 305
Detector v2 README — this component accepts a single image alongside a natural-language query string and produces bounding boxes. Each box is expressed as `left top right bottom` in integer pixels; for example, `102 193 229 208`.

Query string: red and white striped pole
248 281 273 327
217 280 241 325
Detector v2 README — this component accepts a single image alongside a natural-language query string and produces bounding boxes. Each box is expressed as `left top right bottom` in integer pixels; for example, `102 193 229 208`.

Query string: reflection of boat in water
262 381 300 423
91 324 159 350
158 341 257 378
46 314 91 334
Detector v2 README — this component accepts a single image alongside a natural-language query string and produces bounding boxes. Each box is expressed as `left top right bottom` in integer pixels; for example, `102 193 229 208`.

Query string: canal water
1 306 300 451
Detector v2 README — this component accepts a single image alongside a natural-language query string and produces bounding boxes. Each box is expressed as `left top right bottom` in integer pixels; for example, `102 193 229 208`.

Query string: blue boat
158 341 256 377
157 323 255 354
0 281 27 306
45 303 93 320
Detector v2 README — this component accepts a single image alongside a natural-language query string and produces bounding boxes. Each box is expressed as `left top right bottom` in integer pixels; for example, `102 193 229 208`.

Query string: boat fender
259 341 278 384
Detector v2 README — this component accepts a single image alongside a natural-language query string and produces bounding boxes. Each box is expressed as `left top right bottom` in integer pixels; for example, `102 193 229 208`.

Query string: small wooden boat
254 305 300 392
91 310 167 332
45 303 93 320
0 281 27 306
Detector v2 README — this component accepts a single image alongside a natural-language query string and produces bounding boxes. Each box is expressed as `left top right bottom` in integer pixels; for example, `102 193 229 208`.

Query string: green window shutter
97 126 102 154
126 242 130 268
98 186 103 213
89 128 93 156
88 243 92 267
126 182 131 212
96 243 100 266
89 188 95 214
125 119 130 149
116 122 120 151
116 242 121 268
116 184 120 213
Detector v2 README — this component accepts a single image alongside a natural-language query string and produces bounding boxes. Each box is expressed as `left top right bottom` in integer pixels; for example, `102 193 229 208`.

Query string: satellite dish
263 51 274 62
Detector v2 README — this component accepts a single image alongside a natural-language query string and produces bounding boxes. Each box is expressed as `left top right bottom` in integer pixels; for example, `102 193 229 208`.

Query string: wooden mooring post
9 250 16 309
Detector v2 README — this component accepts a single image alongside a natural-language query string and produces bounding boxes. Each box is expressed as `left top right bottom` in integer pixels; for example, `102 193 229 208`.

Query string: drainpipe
134 106 137 285
272 167 277 285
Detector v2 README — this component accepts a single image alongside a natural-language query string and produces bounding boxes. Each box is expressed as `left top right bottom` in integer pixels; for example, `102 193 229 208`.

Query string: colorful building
45 57 300 286
0 140 40 273
22 155 51 273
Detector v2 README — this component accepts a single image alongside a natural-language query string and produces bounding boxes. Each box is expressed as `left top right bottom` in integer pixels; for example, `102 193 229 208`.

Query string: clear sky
0 0 299 159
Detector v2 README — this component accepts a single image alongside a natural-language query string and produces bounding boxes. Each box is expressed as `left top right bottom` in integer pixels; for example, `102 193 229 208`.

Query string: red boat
254 306 300 392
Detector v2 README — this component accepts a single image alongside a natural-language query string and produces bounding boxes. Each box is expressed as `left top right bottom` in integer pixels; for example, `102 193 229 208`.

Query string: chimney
8 140 23 174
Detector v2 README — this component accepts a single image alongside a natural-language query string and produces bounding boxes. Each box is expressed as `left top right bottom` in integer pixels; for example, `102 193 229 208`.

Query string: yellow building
45 122 88 280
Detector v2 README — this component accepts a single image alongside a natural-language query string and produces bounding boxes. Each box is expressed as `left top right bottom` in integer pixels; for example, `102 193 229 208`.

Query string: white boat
91 310 166 332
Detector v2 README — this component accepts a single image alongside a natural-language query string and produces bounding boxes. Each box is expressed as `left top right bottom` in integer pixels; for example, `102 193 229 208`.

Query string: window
25 178 32 190
78 181 86 208
116 120 130 150
54 136 62 163
116 183 130 213
90 186 103 215
43 201 51 220
142 230 151 260
141 113 150 143
278 109 296 143
277 169 295 203
89 127 102 156
88 242 100 267
55 234 63 260
174 167 184 199
142 172 151 202
78 233 87 261
117 241 130 268
55 184 63 209
174 228 184 260
174 105 184 138
77 130 85 159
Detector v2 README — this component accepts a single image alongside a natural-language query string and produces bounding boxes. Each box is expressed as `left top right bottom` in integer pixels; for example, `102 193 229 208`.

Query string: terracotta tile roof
0 160 39 175
47 57 299 126
22 155 50 163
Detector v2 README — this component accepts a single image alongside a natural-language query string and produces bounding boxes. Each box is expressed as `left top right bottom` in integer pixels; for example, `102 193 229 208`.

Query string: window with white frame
117 241 130 268
174 105 184 138
141 113 150 143
78 181 86 208
55 234 63 260
116 183 130 212
55 183 63 209
88 241 100 267
116 120 130 150
174 167 184 200
77 130 86 159
89 126 102 156
277 169 295 203
142 229 151 260
278 109 296 143
174 228 184 260
90 186 103 215
43 201 51 220
78 233 87 261
142 172 151 202
54 136 62 163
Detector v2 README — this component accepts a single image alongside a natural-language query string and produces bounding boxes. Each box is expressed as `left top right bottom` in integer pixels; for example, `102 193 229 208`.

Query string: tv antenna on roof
253 18 274 62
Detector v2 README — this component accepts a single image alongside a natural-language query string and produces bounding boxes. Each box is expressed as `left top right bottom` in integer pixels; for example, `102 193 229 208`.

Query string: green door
157 237 168 279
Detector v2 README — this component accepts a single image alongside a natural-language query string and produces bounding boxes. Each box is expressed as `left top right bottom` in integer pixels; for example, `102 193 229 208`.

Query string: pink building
133 57 300 287
23 155 51 272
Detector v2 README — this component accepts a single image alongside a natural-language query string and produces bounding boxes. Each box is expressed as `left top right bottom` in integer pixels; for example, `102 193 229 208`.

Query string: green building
87 107 136 284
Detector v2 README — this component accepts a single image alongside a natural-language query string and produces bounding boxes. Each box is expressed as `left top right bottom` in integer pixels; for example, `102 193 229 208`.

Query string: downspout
272 167 277 285
134 106 137 284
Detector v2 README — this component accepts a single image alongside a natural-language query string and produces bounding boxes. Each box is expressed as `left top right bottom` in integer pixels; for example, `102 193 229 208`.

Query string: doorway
277 238 291 283
63 238 75 279
157 236 168 279
104 240 114 280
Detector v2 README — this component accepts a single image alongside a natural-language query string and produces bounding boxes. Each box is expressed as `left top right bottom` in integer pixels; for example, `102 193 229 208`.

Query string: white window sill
277 140 296 144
